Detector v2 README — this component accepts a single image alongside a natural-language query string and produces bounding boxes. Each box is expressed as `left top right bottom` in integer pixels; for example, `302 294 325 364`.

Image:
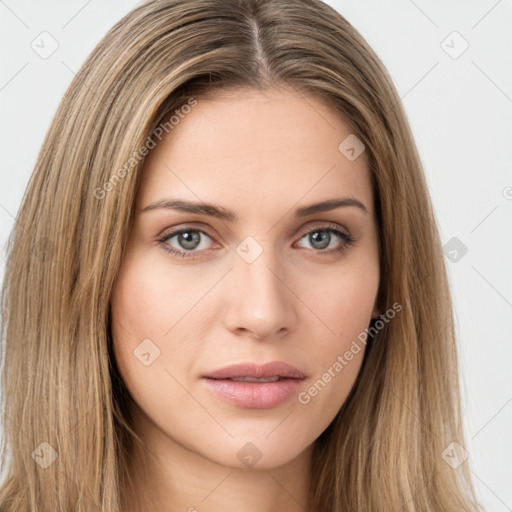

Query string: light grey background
1 1 511 510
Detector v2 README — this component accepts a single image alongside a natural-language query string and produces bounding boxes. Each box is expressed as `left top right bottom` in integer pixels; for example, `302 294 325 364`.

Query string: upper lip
203 361 306 380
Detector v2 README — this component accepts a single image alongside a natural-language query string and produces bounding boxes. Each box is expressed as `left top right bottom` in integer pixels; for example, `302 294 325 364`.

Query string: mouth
202 361 306 380
202 361 306 409
211 376 283 382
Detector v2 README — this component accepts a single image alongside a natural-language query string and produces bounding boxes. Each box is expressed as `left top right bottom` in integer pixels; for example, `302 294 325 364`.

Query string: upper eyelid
296 222 350 237
158 226 214 242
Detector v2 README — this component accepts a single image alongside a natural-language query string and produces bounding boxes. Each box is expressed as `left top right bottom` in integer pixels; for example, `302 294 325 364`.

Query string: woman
0 0 484 510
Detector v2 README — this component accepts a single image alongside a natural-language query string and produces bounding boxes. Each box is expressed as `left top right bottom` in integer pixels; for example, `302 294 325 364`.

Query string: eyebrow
141 197 368 220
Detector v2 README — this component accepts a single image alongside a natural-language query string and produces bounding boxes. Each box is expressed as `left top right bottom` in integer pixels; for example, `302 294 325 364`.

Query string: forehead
135 88 373 217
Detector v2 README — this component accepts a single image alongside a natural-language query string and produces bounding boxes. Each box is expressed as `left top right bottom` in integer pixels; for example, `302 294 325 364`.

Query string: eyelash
157 223 356 260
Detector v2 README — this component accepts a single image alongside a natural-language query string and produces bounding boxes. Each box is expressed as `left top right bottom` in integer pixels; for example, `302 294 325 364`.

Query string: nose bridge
223 234 296 338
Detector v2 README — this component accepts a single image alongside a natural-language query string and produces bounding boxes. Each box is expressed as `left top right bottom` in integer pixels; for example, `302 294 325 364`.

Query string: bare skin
110 86 380 512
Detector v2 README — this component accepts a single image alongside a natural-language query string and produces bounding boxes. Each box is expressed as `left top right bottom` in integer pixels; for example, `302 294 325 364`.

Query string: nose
222 245 298 341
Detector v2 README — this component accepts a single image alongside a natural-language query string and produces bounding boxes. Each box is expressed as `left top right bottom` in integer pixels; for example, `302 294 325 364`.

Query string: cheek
110 253 187 340
109 258 165 381
300 252 379 340
111 248 223 337
109 255 211 394
294 260 378 416
109 262 181 415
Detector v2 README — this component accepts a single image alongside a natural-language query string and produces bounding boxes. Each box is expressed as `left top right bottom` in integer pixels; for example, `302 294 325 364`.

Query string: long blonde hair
0 0 484 510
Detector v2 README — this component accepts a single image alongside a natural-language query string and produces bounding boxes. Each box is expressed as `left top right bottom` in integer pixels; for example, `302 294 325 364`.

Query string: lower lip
202 377 304 409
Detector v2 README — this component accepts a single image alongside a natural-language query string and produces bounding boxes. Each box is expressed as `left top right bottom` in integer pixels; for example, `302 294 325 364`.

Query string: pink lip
203 361 306 380
202 361 306 409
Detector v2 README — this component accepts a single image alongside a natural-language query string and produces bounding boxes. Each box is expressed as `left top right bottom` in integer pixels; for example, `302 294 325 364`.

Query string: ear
371 305 380 319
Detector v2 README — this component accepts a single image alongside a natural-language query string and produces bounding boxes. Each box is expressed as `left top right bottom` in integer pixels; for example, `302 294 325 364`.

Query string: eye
295 224 355 256
157 227 214 259
157 223 356 259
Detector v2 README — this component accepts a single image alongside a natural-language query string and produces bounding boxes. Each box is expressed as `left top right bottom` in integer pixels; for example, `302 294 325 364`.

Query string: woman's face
110 87 380 470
